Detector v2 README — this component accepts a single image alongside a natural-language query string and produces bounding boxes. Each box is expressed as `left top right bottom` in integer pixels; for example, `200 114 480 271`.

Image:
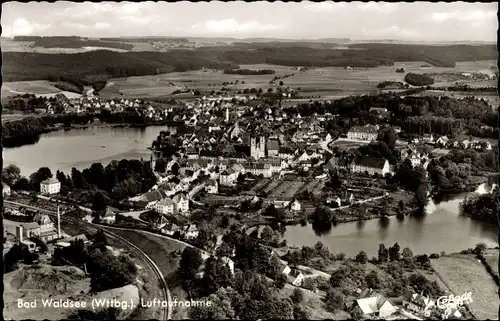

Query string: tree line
3 158 156 211
223 69 275 75
2 110 166 148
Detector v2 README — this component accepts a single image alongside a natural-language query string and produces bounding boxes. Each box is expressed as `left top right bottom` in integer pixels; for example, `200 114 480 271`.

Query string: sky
1 1 498 41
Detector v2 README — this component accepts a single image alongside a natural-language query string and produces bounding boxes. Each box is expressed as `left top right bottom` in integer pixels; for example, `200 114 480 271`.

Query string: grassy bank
431 254 498 320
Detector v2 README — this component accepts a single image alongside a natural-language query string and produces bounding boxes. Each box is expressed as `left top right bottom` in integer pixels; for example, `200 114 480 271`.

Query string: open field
99 64 296 99
1 38 128 53
1 81 83 101
482 249 499 279
4 59 495 100
431 255 498 320
268 181 304 198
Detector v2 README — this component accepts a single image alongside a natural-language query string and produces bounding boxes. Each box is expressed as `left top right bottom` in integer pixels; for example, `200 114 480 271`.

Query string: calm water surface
284 184 498 257
4 125 176 176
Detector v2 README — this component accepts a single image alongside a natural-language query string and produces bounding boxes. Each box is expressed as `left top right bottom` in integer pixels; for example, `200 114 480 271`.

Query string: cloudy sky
2 1 497 41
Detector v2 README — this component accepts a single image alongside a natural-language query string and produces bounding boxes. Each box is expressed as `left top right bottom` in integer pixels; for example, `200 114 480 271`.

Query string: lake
283 183 498 257
3 125 177 176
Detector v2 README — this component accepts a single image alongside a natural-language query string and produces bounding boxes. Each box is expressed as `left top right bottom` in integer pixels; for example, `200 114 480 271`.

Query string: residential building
205 179 219 194
154 198 175 214
347 125 378 141
369 107 390 119
290 199 302 211
245 163 272 178
402 293 436 318
40 178 61 195
32 213 59 242
172 193 189 213
278 147 295 159
351 156 391 176
355 291 398 318
102 206 119 224
3 182 11 197
220 168 238 186
184 224 199 239
266 139 280 157
435 136 449 147
326 196 342 207
287 269 305 287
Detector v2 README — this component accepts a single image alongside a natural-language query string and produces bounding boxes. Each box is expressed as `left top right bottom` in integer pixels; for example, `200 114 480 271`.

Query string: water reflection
312 221 332 236
285 183 498 256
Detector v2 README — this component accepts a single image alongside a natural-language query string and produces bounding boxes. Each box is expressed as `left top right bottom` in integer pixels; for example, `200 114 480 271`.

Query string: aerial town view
1 1 498 320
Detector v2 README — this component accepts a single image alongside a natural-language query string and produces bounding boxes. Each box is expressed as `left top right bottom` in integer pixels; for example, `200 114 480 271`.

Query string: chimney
225 107 229 122
57 205 61 239
16 225 23 243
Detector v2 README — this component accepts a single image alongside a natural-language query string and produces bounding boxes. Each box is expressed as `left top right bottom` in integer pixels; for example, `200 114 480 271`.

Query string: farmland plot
431 255 498 320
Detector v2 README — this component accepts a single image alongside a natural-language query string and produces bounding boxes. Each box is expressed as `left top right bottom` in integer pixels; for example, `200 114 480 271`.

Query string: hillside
3 44 497 89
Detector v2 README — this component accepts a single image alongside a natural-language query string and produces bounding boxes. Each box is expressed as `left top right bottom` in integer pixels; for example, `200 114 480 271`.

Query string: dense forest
100 37 190 43
223 69 276 75
32 38 133 50
404 73 435 86
3 44 496 88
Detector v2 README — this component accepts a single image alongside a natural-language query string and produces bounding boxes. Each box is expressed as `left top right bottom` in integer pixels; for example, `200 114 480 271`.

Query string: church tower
226 107 229 122
150 151 156 172
259 136 266 158
250 137 258 160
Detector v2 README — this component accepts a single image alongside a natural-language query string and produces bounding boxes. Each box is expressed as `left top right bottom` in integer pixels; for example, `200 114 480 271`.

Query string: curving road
4 200 172 320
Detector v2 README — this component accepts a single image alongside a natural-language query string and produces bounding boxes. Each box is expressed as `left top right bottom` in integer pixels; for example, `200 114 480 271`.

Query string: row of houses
352 289 463 320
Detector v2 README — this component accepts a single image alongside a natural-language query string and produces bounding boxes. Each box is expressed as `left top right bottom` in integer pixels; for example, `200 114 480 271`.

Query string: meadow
99 60 496 100
431 254 498 320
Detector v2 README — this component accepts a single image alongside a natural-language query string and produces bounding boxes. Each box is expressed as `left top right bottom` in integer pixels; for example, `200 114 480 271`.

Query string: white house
2 182 11 197
102 207 118 224
347 125 378 141
184 224 199 239
245 163 272 178
172 193 189 213
290 199 301 211
40 178 61 195
356 292 397 318
351 156 391 176
288 269 305 287
220 168 238 186
155 198 175 214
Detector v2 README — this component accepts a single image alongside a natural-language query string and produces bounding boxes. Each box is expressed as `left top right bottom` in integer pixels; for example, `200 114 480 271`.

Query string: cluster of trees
101 37 190 43
3 110 165 148
4 243 39 272
391 159 430 208
427 158 472 191
3 50 236 86
52 232 138 292
377 81 406 89
310 93 497 139
446 147 498 174
6 159 156 210
4 94 57 112
223 69 275 75
460 187 499 224
32 38 134 50
6 43 495 87
404 73 435 86
282 241 345 268
178 232 303 320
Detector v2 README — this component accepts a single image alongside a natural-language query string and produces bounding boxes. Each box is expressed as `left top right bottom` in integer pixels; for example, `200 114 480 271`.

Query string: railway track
4 200 172 320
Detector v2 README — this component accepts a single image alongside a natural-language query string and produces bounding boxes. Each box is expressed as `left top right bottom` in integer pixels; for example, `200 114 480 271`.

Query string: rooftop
41 178 60 185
